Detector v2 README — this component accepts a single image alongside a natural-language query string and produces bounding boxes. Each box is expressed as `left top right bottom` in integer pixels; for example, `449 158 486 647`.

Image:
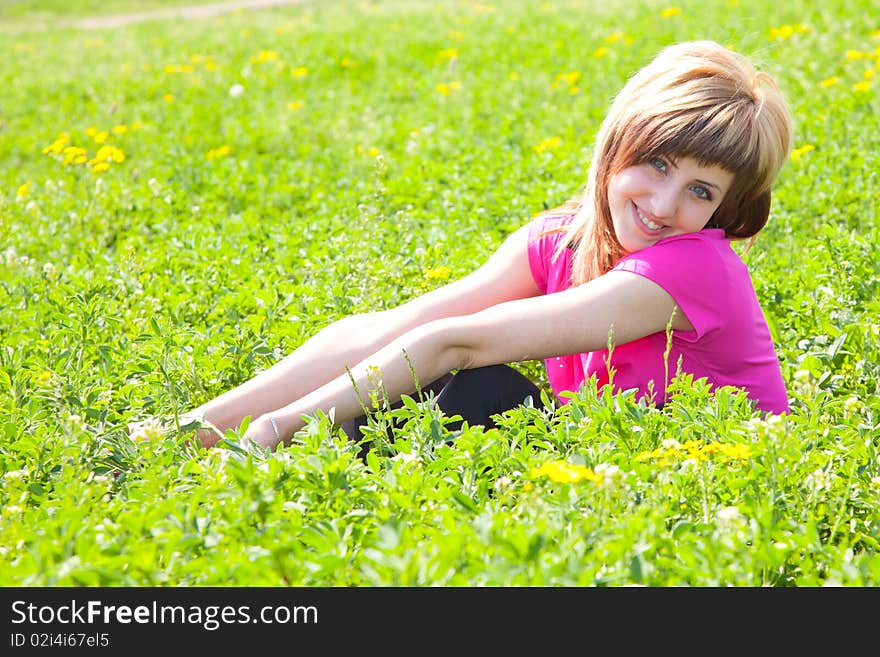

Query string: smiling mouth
634 203 664 232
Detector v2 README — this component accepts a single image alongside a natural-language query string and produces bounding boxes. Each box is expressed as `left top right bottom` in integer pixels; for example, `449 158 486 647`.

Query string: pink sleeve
613 233 729 341
527 214 572 294
527 217 550 293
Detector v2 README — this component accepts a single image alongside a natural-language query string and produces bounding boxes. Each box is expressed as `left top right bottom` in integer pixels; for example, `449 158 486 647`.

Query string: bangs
627 99 763 177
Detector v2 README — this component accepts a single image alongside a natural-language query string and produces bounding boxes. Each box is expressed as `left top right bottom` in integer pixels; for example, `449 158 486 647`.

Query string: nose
649 181 678 220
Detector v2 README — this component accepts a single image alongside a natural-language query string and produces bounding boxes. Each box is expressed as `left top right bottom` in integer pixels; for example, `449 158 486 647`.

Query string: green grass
1 0 878 586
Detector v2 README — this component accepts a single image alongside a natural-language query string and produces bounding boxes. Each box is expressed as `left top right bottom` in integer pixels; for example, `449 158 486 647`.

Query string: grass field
1 0 878 586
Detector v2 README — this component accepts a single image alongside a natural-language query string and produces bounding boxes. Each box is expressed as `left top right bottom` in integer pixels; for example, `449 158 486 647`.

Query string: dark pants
340 364 543 458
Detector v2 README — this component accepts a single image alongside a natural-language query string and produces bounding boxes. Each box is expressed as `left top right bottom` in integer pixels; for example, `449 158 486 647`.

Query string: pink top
527 213 789 414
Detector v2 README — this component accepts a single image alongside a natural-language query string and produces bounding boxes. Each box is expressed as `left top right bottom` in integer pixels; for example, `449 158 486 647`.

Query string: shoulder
616 229 734 275
526 212 576 293
528 212 575 244
612 229 748 338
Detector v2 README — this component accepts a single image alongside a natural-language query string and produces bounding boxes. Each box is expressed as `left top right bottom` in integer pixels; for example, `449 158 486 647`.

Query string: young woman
183 40 793 451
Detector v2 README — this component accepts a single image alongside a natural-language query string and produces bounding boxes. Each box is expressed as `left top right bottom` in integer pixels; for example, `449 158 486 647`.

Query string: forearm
188 311 411 436
269 320 467 443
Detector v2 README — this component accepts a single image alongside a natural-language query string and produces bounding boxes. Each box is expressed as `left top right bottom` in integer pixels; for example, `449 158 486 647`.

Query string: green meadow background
1 0 878 585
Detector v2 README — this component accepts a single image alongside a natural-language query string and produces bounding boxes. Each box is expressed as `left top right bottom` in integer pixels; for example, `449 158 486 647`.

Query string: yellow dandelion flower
530 460 600 484
287 100 304 110
16 182 31 199
660 6 681 18
820 76 839 88
853 80 871 92
435 48 458 64
92 130 110 144
112 124 128 135
97 145 125 163
791 144 815 160
366 147 381 157
865 69 876 79
423 265 452 281
250 50 280 64
554 71 581 88
509 72 519 81
340 57 360 68
769 25 795 40
207 145 232 159
62 146 88 166
164 93 175 103
34 370 54 386
606 31 624 44
92 162 111 174
533 136 562 153
42 133 70 155
593 46 609 58
718 443 751 460
846 49 865 60
449 30 465 41
291 66 309 77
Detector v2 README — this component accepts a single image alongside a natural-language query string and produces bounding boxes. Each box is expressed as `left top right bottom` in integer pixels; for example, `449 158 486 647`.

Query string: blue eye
691 185 713 201
650 158 667 172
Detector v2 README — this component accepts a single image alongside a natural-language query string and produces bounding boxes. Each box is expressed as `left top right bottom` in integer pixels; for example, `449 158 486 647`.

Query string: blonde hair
544 40 793 285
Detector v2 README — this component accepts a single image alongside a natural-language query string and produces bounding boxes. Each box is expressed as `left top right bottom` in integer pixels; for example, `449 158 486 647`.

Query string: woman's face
608 155 734 254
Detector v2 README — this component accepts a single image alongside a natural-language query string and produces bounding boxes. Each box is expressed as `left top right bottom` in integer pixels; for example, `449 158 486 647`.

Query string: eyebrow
695 178 724 192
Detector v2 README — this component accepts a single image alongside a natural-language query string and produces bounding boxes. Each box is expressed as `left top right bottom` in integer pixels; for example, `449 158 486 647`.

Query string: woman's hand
241 414 283 451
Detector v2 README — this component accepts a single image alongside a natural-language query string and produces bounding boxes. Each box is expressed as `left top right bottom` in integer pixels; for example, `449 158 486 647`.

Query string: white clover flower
793 369 812 382
42 262 56 277
128 417 165 442
661 438 682 450
148 178 161 195
229 83 245 97
4 247 16 266
805 467 832 492
494 475 513 491
390 451 420 466
767 414 785 428
843 397 860 414
3 469 28 481
717 506 743 525
747 417 765 433
679 458 698 473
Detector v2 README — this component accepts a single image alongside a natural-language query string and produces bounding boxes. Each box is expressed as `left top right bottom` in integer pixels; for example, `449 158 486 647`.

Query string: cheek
607 173 628 204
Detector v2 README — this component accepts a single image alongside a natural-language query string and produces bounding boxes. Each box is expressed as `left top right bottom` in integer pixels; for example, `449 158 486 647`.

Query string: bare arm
259 269 690 449
186 223 540 445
